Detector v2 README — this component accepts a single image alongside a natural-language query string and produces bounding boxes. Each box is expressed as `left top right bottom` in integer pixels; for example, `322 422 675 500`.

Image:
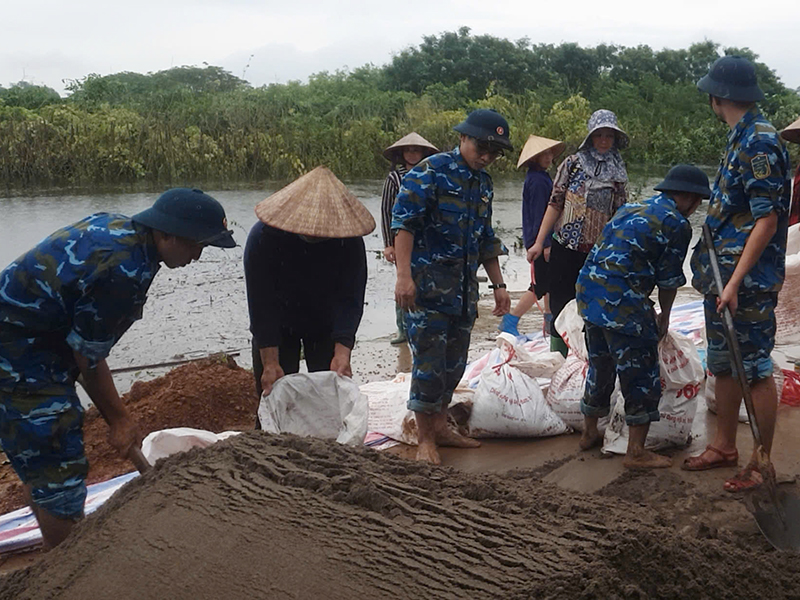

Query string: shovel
76 375 152 475
703 224 800 550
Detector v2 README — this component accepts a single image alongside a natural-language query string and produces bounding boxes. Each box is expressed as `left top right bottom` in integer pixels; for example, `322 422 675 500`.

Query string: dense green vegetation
1 30 798 188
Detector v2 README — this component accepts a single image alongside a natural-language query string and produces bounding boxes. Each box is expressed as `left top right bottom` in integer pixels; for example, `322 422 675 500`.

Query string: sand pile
2 433 799 600
0 356 257 514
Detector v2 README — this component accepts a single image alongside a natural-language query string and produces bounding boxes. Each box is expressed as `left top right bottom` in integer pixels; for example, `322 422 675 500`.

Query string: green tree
0 82 61 109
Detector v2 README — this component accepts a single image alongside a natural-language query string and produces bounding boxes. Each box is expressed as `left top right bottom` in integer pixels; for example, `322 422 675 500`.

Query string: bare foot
416 440 441 465
579 430 602 451
436 427 481 448
623 449 672 469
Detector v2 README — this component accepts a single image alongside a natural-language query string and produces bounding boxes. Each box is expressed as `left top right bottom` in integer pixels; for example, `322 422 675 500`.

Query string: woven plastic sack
554 300 587 361
469 335 569 438
258 372 368 446
776 223 800 344
602 331 703 454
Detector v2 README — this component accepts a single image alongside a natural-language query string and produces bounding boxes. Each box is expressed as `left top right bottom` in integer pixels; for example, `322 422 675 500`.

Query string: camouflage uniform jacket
391 147 507 317
576 192 691 341
691 107 791 295
0 214 160 393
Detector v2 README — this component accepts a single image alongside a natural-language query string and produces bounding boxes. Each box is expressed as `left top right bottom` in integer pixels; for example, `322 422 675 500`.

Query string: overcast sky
3 0 798 94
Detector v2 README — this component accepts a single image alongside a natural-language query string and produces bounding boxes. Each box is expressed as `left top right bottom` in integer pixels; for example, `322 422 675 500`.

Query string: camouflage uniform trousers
704 292 777 382
405 308 475 413
580 322 661 426
0 388 88 519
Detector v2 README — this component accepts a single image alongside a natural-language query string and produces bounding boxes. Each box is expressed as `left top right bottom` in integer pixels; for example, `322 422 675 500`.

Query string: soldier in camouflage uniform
682 57 791 492
392 109 512 465
576 165 709 468
0 188 234 547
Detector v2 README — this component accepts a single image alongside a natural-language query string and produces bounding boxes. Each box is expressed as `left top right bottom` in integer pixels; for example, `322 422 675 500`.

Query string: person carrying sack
244 166 373 419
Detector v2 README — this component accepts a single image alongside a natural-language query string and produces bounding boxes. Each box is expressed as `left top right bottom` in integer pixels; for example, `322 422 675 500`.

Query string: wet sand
3 433 800 600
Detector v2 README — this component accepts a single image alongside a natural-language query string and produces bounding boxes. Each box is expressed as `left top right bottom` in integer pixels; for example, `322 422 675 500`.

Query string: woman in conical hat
380 132 438 345
244 166 375 416
780 115 800 226
498 135 565 338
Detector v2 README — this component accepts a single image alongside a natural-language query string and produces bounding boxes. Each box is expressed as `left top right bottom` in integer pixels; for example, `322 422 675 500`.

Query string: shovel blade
747 488 800 551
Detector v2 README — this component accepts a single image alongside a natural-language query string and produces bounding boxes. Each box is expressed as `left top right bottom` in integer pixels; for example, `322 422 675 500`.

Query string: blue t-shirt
391 147 507 316
691 107 791 295
576 193 691 340
0 213 160 392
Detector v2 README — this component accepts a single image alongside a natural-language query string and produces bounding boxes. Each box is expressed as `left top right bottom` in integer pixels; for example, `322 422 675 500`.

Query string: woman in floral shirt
530 109 629 356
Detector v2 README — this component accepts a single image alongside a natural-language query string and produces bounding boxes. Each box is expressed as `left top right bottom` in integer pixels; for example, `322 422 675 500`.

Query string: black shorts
528 253 550 298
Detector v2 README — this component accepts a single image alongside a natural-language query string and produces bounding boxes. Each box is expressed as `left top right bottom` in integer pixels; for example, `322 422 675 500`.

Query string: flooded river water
0 173 705 394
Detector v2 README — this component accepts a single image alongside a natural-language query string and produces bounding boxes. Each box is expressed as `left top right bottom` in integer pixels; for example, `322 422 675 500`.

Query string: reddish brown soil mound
0 355 257 515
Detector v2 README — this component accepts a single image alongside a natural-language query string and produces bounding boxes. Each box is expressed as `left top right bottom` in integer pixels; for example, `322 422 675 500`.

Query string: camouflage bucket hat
578 109 629 151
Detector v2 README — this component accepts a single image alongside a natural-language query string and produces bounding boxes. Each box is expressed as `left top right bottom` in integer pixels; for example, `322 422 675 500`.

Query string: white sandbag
469 336 569 438
545 355 587 431
776 223 800 344
511 350 566 381
141 427 242 465
602 331 703 454
544 355 610 433
360 373 473 446
361 373 416 445
659 329 706 392
258 372 368 446
554 300 587 361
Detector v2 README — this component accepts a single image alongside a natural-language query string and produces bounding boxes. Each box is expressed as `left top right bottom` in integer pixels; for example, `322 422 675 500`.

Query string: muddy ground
3 286 800 597
2 433 800 600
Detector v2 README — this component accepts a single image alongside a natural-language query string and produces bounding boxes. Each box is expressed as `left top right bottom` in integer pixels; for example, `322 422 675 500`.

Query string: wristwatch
488 283 507 289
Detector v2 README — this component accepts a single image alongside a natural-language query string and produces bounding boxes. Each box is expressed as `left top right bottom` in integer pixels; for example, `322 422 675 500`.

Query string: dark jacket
522 166 554 249
243 222 367 349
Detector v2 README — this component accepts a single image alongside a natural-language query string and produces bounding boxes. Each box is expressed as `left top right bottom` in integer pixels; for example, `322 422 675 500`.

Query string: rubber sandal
724 466 763 493
681 445 739 471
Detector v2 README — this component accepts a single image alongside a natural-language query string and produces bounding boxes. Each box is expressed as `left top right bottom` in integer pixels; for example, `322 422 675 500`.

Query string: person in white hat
243 167 375 419
380 133 439 344
780 115 800 226
530 109 629 357
498 134 565 338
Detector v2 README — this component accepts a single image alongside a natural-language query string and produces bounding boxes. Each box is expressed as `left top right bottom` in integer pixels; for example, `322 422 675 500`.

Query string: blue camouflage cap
133 188 236 248
454 109 513 151
654 164 711 199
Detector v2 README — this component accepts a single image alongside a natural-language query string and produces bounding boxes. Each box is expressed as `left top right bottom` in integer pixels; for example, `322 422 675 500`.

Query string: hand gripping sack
258 372 368 446
602 330 703 454
554 300 587 361
469 335 569 438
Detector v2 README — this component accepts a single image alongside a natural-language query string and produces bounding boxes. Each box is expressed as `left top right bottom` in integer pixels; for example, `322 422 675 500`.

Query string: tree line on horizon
0 28 798 189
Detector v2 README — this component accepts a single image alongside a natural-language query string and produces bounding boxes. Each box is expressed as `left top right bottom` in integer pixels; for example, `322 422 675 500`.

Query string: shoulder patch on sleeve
751 153 771 180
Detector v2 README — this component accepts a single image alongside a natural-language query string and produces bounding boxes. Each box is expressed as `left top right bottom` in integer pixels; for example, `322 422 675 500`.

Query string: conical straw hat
516 135 566 169
383 132 439 162
781 115 800 144
255 166 376 238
